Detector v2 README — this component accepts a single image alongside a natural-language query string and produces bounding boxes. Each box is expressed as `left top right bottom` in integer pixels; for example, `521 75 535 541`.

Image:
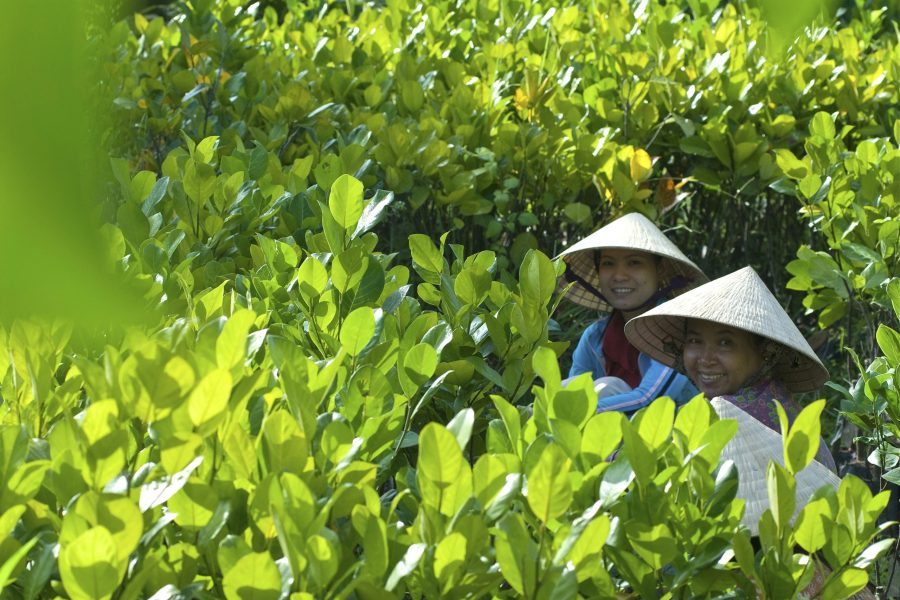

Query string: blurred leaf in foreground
753 0 840 57
0 0 146 326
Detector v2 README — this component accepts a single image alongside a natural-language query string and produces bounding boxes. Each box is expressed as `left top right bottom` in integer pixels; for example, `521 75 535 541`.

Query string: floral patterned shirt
719 378 837 472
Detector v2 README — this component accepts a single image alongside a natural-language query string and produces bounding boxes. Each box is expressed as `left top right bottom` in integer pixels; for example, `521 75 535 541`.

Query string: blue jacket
569 317 698 413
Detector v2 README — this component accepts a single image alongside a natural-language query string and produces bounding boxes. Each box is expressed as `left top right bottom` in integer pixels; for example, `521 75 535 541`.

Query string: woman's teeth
698 373 724 383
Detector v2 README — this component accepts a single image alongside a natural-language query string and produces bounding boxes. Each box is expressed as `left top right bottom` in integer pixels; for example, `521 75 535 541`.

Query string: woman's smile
682 319 765 397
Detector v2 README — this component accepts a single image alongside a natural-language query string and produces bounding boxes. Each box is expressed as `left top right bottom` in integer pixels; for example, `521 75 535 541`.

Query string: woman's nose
698 346 717 363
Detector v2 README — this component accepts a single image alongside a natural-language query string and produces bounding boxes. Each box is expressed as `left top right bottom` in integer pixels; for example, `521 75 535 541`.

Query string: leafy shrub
1 0 899 596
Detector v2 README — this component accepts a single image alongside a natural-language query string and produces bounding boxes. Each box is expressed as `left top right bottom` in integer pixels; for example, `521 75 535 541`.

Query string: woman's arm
595 358 693 413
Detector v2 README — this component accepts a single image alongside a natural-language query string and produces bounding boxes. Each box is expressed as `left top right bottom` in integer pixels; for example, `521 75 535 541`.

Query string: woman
624 266 874 597
623 265 837 471
557 213 707 413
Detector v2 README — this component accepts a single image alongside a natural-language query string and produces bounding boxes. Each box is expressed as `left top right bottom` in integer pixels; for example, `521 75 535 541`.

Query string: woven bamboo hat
624 266 828 392
556 213 707 311
711 398 841 536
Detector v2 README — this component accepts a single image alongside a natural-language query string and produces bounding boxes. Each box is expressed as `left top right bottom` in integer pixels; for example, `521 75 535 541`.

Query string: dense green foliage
1 0 899 598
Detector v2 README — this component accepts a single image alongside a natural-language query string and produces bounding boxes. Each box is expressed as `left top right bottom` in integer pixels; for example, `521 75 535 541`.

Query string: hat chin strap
563 269 610 307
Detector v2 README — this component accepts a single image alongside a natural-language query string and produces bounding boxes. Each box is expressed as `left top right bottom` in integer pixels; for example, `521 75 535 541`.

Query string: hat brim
556 213 707 311
624 267 829 393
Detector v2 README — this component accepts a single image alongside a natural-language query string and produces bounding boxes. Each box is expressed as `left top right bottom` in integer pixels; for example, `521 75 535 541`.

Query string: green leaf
329 174 365 230
332 246 368 294
318 198 345 253
216 309 256 370
555 511 610 575
307 532 340 589
353 506 388 577
853 538 894 569
784 399 824 474
0 536 38 590
794 497 831 552
705 460 739 518
624 522 678 570
222 552 282 600
58 527 121 600
340 307 376 357
766 462 795 531
141 175 169 214
187 369 233 433
297 257 329 299
798 173 822 199
446 408 475 450
313 153 343 190
385 543 426 592
248 143 268 180
433 532 466 584
492 395 522 455
598 456 634 507
262 410 308 475
168 481 218 530
526 444 572 523
353 189 394 238
417 423 465 486
532 345 561 394
495 513 538 596
674 394 712 450
218 535 252 576
519 250 556 308
774 149 809 179
348 259 386 312
582 412 624 461
634 397 674 452
3 460 50 509
183 158 217 203
197 501 230 550
409 234 444 281
138 456 204 511
552 382 594 430
820 567 868 600
876 323 900 365
473 454 510 507
621 421 654 486
399 343 438 396
809 111 836 139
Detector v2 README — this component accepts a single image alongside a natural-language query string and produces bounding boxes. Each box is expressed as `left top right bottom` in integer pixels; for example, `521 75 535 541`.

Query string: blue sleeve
595 354 697 414
569 320 608 379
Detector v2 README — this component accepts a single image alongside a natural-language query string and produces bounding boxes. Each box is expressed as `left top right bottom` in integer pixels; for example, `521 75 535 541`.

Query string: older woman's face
596 249 659 316
682 319 765 397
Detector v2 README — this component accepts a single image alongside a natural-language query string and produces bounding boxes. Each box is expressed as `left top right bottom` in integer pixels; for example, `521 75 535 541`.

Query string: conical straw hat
624 266 828 392
556 213 707 311
711 397 841 536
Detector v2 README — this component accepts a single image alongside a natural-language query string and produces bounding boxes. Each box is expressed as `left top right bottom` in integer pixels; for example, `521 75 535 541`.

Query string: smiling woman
682 320 765 398
556 213 707 413
624 266 837 471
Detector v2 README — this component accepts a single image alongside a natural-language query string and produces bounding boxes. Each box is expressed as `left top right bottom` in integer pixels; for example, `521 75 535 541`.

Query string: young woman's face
682 319 765 397
596 249 659 315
